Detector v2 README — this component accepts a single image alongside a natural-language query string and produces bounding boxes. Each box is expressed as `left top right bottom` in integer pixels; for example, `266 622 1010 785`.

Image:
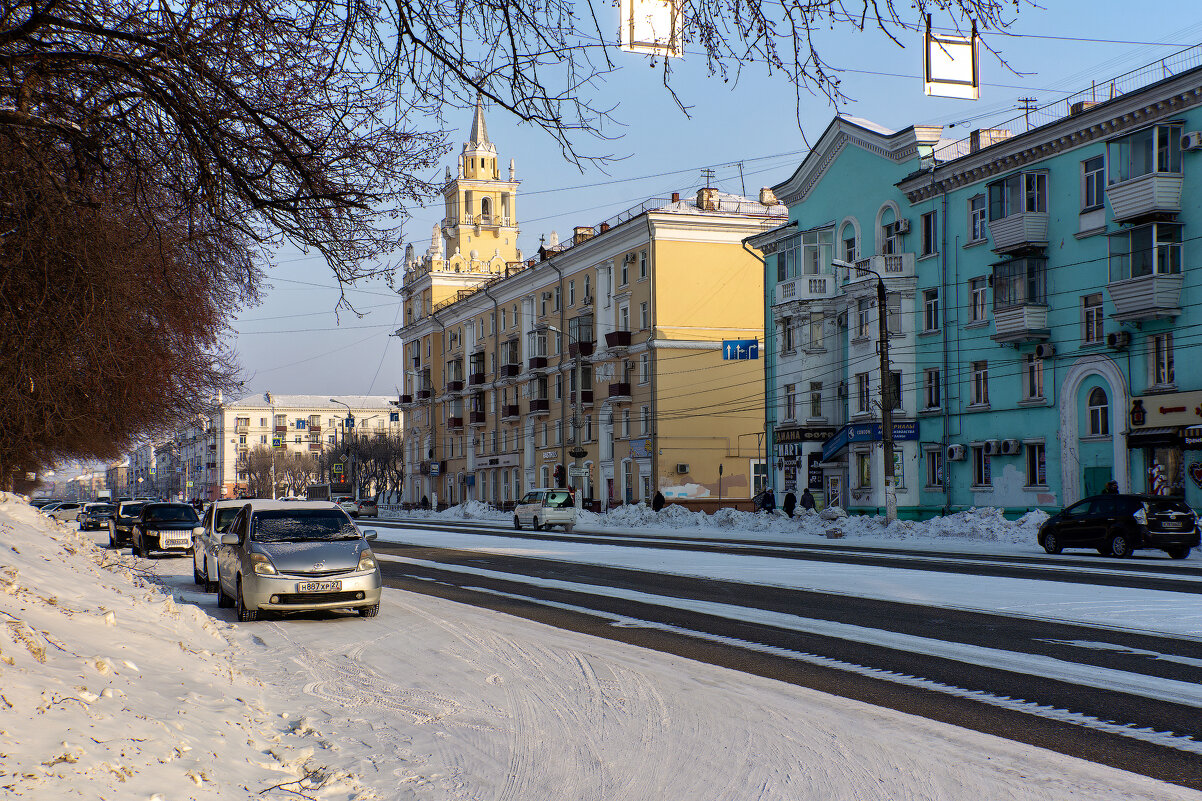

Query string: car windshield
121 503 145 517
545 491 572 507
145 505 199 523
1147 499 1193 514
251 509 359 542
214 508 242 533
520 493 542 504
89 505 114 514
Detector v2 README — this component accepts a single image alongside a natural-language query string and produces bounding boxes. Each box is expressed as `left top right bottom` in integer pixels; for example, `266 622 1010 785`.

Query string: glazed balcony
399 394 413 405
416 389 432 400
1107 173 1183 223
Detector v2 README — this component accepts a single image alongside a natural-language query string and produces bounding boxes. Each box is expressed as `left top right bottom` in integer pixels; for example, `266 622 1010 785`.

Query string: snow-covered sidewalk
2 493 1198 800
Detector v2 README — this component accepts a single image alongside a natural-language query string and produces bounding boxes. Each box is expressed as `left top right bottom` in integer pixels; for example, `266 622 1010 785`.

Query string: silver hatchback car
215 500 383 621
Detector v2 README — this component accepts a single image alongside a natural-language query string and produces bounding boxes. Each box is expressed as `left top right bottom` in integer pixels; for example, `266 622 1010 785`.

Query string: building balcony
448 416 464 430
308 425 321 434
1107 173 1183 224
416 389 432 400
990 304 1050 343
1107 274 1183 322
308 443 323 451
988 212 1049 254
235 424 248 433
469 372 487 386
528 355 549 372
469 411 487 426
604 330 632 349
501 404 521 421
608 382 632 402
400 394 413 405
775 274 837 305
529 398 551 416
446 379 464 393
842 253 916 284
568 341 595 358
501 363 521 378
570 390 594 407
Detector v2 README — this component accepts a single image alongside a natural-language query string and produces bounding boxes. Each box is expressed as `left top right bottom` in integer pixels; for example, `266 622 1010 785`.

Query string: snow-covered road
3 495 1201 799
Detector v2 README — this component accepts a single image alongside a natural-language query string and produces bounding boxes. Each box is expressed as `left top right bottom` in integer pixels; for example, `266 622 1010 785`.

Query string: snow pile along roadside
0 494 372 799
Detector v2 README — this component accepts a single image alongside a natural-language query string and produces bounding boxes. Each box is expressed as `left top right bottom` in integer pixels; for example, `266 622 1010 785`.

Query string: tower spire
469 94 490 148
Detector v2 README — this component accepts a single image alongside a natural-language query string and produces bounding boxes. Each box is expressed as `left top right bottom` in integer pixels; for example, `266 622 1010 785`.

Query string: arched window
481 196 492 221
840 223 858 263
1088 387 1109 436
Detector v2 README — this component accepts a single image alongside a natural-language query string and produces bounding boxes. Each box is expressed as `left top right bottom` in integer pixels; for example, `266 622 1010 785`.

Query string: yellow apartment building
394 103 786 508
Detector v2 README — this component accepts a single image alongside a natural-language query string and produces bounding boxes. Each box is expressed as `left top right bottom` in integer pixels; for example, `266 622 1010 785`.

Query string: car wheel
203 558 217 593
108 529 116 549
1165 546 1191 560
235 578 257 622
1041 532 1062 555
532 517 541 531
1106 531 1132 558
216 577 233 608
563 524 573 534
358 603 380 618
513 516 522 530
193 561 204 586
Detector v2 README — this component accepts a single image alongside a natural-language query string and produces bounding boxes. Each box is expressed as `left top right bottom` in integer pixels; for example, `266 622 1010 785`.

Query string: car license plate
1162 520 1184 530
297 580 342 592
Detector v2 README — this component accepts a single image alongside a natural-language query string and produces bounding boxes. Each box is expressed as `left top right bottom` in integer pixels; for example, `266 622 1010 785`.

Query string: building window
553 287 561 311
886 292 901 335
969 194 987 241
1107 123 1183 184
1082 156 1105 210
1083 293 1104 344
1108 223 1182 281
1087 387 1109 436
620 257 629 286
784 384 797 420
888 371 902 410
640 302 649 329
971 361 989 406
641 405 650 434
1025 442 1047 487
920 211 938 256
780 316 794 353
855 451 872 488
988 172 1047 220
568 280 575 306
856 372 871 414
1024 354 1044 400
925 448 943 488
1152 333 1174 386
971 445 991 487
923 289 940 331
809 382 823 418
640 354 650 384
622 410 630 438
808 313 824 349
776 229 834 281
924 368 941 409
881 221 903 255
843 230 858 264
857 298 871 338
639 249 648 279
259 434 267 444
970 277 988 322
992 257 1047 309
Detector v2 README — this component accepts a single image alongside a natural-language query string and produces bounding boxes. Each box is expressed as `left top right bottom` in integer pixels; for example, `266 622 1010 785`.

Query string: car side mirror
362 530 377 541
220 532 239 546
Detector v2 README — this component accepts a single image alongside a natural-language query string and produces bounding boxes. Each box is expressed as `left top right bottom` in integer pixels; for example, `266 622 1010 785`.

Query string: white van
514 489 576 532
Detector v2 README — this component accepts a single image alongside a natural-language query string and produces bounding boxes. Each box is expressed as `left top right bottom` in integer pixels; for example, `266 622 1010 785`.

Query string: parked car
513 488 576 532
131 503 201 558
45 502 83 523
1037 494 1200 559
108 500 146 548
215 500 382 621
30 498 57 510
353 497 378 519
38 501 63 515
333 495 356 515
78 503 115 531
193 500 247 592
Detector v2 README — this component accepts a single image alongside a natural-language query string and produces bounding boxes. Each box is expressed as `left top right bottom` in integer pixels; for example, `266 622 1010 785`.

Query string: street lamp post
831 258 896 524
330 398 353 492
542 323 586 511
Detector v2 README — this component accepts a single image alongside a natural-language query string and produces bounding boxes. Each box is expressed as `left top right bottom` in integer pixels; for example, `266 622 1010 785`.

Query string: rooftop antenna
1017 97 1037 131
700 167 716 188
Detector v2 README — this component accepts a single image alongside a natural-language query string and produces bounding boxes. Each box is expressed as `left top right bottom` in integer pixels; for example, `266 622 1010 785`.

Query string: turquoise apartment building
755 52 1202 518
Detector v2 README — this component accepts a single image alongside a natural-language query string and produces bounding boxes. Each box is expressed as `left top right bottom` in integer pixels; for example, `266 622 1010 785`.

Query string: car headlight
357 550 377 571
193 526 204 536
249 552 278 576
1133 504 1148 526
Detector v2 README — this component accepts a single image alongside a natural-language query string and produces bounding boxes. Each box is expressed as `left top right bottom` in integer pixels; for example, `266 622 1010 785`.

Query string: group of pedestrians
757 487 815 516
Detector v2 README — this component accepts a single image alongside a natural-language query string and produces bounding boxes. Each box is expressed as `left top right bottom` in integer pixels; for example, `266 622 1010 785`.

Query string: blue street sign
389 411 399 422
272 437 283 448
722 339 760 360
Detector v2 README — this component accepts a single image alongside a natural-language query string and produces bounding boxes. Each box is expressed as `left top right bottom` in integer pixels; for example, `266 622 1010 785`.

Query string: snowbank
0 494 370 799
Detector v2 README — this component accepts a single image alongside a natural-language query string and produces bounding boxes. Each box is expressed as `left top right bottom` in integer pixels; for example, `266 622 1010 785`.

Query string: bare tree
242 447 277 499
282 452 319 497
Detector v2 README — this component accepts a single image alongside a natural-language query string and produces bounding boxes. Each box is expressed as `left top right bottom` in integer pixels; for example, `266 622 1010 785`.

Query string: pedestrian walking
800 488 816 510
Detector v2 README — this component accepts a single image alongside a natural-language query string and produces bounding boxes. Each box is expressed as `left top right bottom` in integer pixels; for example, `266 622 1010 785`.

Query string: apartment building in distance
395 101 786 508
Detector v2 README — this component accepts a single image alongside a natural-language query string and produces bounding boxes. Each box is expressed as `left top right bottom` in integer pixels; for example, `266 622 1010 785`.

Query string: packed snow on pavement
2 493 1198 800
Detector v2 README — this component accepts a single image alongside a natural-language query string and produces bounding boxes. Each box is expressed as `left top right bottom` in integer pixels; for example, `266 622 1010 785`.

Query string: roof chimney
671 192 680 203
970 128 1012 153
696 187 719 211
759 187 779 206
573 226 595 245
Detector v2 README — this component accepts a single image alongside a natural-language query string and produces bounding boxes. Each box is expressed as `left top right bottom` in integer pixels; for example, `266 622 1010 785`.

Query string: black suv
1038 494 1199 559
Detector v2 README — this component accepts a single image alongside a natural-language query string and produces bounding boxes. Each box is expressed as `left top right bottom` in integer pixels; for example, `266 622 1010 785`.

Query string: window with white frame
1107 123 1183 184
969 194 987 241
856 372 871 414
1082 156 1105 210
842 228 858 263
640 405 650 434
1025 442 1047 486
1152 333 1174 386
923 289 939 331
857 298 871 337
888 371 902 410
784 384 796 420
1083 293 1104 344
583 275 590 300
809 381 823 418
775 229 834 281
809 313 824 349
1109 223 1182 281
619 304 629 332
971 361 989 406
886 292 901 335
639 250 648 279
568 280 575 306
925 448 943 488
780 316 794 353
1024 353 1044 400
620 257 629 286
920 211 938 256
988 172 1047 220
554 287 561 311
1087 387 1109 436
640 302 649 329
640 354 650 384
971 445 991 486
924 368 941 409
970 277 988 322
881 221 903 255
855 450 872 488
622 410 630 438
555 420 562 444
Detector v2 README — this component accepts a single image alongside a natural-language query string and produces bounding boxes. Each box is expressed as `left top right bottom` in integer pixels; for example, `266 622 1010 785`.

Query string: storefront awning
1127 427 1183 448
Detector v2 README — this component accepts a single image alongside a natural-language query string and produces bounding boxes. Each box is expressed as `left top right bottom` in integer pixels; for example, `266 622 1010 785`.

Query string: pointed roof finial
469 93 489 147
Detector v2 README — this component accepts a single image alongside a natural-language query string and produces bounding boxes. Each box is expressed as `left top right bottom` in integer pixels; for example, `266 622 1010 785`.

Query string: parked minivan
513 488 576 532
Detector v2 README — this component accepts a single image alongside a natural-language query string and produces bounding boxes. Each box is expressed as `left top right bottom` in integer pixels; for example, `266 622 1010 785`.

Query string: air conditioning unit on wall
1106 331 1131 350
675 463 689 474
1034 343 1056 359
1181 131 1202 151
983 439 1002 456
1000 439 1022 455
946 444 967 461
894 218 910 234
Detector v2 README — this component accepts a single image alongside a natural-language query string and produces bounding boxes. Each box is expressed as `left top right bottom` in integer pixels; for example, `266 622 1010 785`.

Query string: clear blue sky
231 4 1202 399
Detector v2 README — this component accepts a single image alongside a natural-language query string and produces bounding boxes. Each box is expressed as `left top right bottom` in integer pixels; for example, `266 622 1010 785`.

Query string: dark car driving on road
132 502 201 558
1038 494 1199 559
108 500 145 548
79 503 115 531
